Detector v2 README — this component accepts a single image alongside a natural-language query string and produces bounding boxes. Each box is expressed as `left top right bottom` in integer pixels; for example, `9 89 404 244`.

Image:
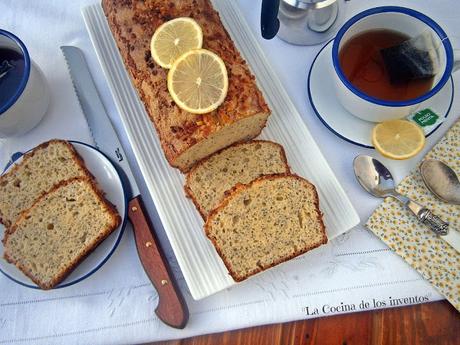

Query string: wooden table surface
151 300 460 345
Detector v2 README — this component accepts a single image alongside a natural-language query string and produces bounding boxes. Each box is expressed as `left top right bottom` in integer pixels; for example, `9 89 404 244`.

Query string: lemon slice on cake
167 49 228 114
372 120 425 160
150 17 203 69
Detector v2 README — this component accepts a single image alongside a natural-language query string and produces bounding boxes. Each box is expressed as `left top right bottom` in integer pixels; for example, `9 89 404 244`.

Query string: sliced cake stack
184 140 327 282
0 140 90 228
0 140 120 289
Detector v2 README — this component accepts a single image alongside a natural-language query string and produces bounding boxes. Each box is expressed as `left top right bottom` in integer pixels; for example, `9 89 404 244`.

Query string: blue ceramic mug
331 6 459 123
0 29 49 137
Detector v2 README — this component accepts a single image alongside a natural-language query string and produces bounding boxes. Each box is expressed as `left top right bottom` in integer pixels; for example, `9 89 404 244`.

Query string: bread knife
61 46 189 329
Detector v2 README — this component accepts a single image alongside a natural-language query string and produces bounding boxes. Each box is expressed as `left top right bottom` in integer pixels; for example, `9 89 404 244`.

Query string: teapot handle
261 0 280 40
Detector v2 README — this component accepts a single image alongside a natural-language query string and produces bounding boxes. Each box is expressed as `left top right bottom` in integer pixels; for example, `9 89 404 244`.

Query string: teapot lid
283 0 337 10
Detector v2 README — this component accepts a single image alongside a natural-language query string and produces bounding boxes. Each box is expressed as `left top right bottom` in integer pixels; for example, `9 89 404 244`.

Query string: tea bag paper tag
407 108 444 134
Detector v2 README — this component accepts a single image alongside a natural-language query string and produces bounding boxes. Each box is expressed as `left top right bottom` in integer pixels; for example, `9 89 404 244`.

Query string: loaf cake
102 0 270 172
205 174 327 281
0 140 91 229
185 140 289 218
3 177 121 289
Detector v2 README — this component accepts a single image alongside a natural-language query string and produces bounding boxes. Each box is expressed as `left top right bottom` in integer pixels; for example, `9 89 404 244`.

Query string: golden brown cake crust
102 0 270 171
204 173 327 282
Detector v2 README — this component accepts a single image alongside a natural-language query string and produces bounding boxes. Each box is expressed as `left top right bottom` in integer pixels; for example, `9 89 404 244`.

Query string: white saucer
0 141 127 289
307 39 454 148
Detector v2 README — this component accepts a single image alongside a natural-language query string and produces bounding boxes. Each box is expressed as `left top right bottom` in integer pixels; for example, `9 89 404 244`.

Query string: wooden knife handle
128 196 189 329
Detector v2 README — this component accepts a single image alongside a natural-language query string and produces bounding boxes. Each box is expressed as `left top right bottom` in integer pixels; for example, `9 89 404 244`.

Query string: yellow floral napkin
366 119 460 311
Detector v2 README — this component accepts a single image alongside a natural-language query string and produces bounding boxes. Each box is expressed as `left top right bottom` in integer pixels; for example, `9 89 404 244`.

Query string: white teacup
0 30 49 138
331 6 460 123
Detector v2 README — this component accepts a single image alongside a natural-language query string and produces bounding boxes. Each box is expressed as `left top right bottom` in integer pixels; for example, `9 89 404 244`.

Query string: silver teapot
261 0 348 45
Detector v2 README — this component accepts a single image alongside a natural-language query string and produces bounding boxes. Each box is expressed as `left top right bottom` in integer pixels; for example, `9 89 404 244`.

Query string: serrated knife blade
61 45 188 329
61 45 139 198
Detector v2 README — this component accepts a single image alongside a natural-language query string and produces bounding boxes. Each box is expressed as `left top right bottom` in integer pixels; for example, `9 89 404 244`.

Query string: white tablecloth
0 0 458 344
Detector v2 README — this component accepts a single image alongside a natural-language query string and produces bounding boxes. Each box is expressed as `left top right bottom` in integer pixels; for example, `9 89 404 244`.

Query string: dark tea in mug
338 29 434 102
0 47 25 106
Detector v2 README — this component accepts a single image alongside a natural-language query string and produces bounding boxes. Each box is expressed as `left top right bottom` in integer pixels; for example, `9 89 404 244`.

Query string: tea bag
380 30 441 84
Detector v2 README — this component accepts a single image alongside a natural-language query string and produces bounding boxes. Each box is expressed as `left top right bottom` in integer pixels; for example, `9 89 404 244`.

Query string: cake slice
205 174 327 282
102 0 271 172
0 140 91 228
3 177 121 290
185 140 290 218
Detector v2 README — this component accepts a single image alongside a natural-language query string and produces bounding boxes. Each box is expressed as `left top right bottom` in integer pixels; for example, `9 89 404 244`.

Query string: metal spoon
420 159 460 205
353 155 449 236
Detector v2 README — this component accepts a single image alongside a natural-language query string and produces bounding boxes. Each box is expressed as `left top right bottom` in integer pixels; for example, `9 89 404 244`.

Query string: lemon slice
372 120 425 160
167 49 228 114
150 17 203 69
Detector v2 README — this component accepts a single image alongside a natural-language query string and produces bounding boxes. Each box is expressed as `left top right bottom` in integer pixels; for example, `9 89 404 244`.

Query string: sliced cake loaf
102 0 270 172
205 174 327 282
0 140 91 228
3 177 121 289
185 140 290 218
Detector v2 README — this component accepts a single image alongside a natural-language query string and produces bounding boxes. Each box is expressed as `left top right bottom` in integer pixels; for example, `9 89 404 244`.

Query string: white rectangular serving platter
82 0 360 300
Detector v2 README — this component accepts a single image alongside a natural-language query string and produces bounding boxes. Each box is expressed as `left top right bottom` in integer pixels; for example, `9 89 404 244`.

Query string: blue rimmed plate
0 141 127 289
307 39 454 148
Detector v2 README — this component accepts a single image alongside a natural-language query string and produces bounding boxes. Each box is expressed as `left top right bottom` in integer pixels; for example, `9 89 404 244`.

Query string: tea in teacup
338 29 435 102
332 7 458 123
